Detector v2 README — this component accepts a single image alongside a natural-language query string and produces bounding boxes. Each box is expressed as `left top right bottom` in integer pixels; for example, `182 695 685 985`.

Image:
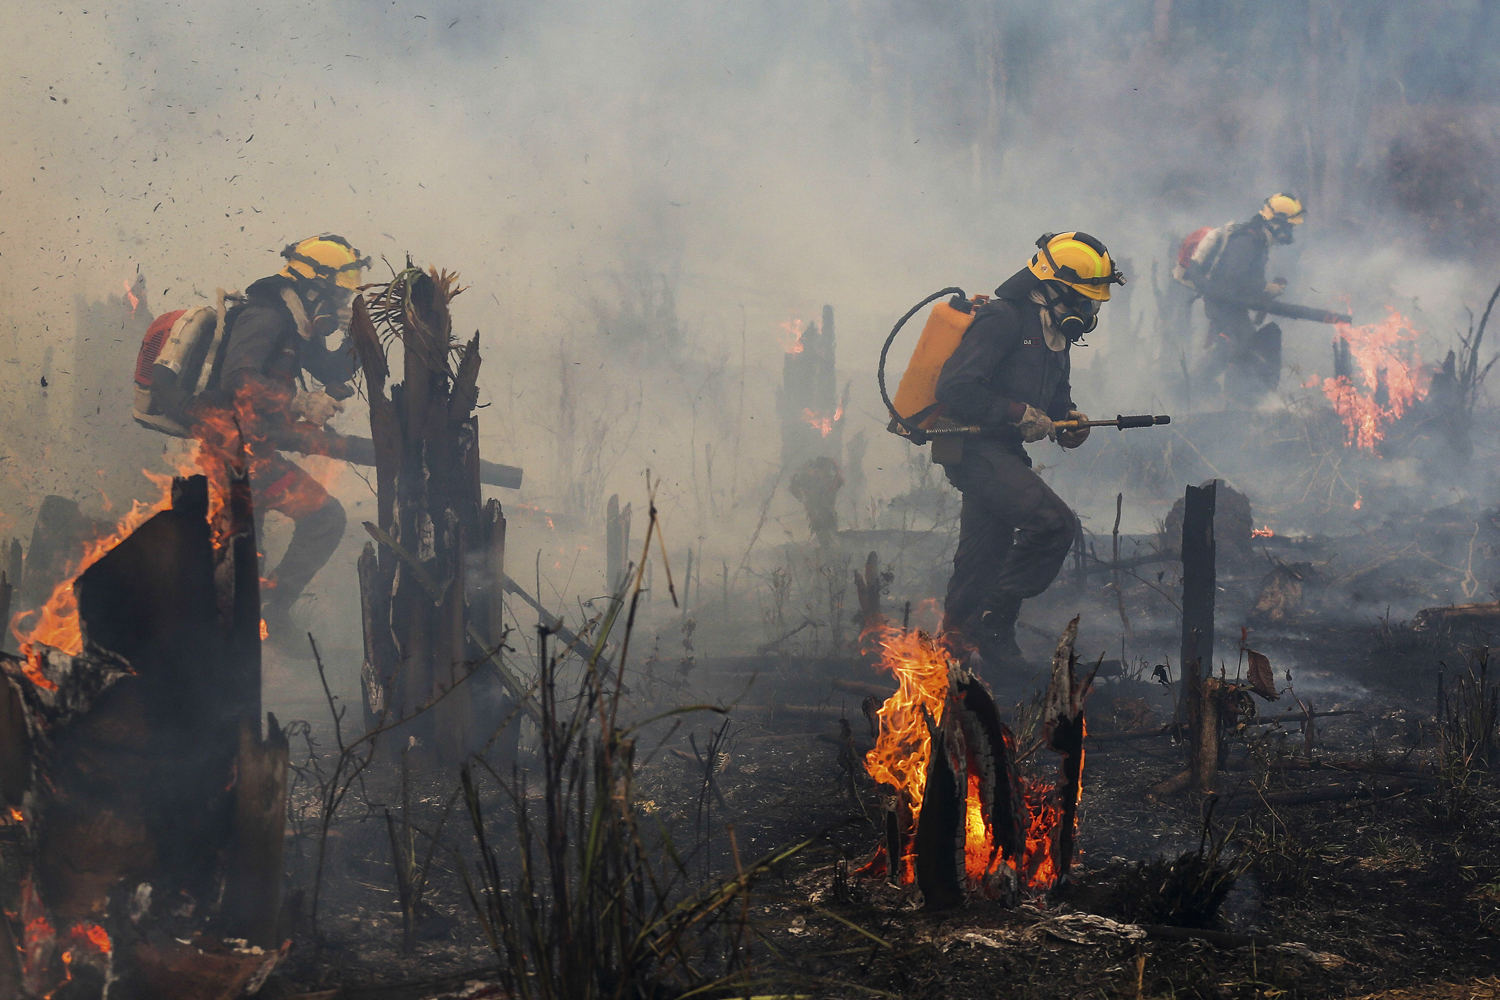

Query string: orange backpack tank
880 288 988 441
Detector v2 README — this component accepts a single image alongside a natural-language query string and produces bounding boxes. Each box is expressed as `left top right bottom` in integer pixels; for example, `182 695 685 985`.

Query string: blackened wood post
911 728 963 909
225 712 289 947
1179 481 1217 686
606 493 623 592
351 273 501 761
0 573 10 656
5 539 20 591
1193 677 1223 793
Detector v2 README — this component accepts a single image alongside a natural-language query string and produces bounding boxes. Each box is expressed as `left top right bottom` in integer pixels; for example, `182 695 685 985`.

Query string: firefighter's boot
974 594 1025 672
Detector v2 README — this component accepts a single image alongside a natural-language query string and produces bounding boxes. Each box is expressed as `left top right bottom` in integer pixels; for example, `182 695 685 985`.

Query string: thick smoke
2 2 1498 678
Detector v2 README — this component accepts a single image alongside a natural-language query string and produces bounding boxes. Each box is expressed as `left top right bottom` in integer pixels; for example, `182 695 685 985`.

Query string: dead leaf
1247 649 1279 701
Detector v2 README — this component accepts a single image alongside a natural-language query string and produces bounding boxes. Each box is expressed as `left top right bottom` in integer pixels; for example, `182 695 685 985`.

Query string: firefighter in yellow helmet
1193 193 1306 401
934 232 1123 674
189 234 370 649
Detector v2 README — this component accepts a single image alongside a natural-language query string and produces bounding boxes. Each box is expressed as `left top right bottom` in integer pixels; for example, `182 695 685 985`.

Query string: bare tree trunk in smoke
350 267 518 765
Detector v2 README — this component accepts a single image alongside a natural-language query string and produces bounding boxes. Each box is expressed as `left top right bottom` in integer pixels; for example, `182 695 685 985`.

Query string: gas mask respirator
1267 218 1297 246
1044 284 1101 343
304 285 355 339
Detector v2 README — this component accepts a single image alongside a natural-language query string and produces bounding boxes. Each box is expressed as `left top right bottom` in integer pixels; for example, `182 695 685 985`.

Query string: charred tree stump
0 572 11 656
1179 482 1217 698
605 493 632 593
911 666 1027 909
350 268 522 762
1151 657 1235 798
3 539 22 652
1043 617 1094 884
912 721 964 910
778 305 846 470
852 551 887 644
0 473 288 999
14 496 99 631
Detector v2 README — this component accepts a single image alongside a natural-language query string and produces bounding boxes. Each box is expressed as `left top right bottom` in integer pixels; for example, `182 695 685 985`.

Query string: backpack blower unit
878 287 1170 457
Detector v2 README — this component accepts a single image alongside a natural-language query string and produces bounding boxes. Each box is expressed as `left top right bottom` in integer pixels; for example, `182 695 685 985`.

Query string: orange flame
66 922 111 955
8 807 23 823
11 489 173 656
21 881 56 997
863 628 1062 891
1251 525 1274 538
9 379 282 660
778 317 806 354
121 279 139 314
259 618 269 641
801 404 844 438
863 629 950 881
1312 308 1429 453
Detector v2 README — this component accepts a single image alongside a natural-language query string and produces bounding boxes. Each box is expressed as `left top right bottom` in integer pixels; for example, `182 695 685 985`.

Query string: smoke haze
4 2 1500 670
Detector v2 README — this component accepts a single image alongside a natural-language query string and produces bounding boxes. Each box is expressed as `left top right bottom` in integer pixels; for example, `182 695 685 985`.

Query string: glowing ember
863 627 1062 891
1311 308 1429 453
801 404 844 438
778 317 806 354
21 880 55 996
121 279 140 313
1251 525 1274 538
20 652 57 692
259 618 269 641
66 922 111 955
8 807 22 823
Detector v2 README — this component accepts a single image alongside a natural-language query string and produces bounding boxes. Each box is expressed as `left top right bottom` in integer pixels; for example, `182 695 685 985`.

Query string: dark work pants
1199 301 1282 401
942 446 1079 628
255 452 347 613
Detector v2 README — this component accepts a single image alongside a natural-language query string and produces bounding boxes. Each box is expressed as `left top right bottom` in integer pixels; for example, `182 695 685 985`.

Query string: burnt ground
259 606 1500 1000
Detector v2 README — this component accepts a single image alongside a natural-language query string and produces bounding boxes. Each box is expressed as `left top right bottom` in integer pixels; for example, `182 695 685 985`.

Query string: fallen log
1243 709 1360 726
1413 601 1500 633
1140 924 1274 949
1222 756 1425 776
1249 777 1430 807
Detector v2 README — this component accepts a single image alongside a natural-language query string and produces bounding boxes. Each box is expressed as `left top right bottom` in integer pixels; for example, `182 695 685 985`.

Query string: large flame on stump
10 382 276 659
10 487 173 657
862 627 1064 892
1312 308 1429 454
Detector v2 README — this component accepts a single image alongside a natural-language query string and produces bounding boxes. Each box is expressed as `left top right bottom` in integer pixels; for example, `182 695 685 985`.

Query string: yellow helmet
1259 193 1305 244
279 234 370 291
1026 232 1125 302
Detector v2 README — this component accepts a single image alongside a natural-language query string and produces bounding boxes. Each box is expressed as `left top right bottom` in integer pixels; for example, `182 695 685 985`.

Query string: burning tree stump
0 473 288 999
349 266 526 763
778 305 846 470
912 666 1027 908
861 629 1053 909
779 306 851 542
9 497 104 647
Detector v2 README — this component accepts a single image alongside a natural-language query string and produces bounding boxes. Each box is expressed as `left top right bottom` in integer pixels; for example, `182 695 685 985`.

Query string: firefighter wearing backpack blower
1184 193 1306 402
189 234 369 648
934 232 1123 672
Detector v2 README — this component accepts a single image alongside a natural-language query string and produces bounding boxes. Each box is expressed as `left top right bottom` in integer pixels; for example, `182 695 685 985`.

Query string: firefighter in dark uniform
935 232 1124 669
1194 193 1305 401
189 234 368 645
